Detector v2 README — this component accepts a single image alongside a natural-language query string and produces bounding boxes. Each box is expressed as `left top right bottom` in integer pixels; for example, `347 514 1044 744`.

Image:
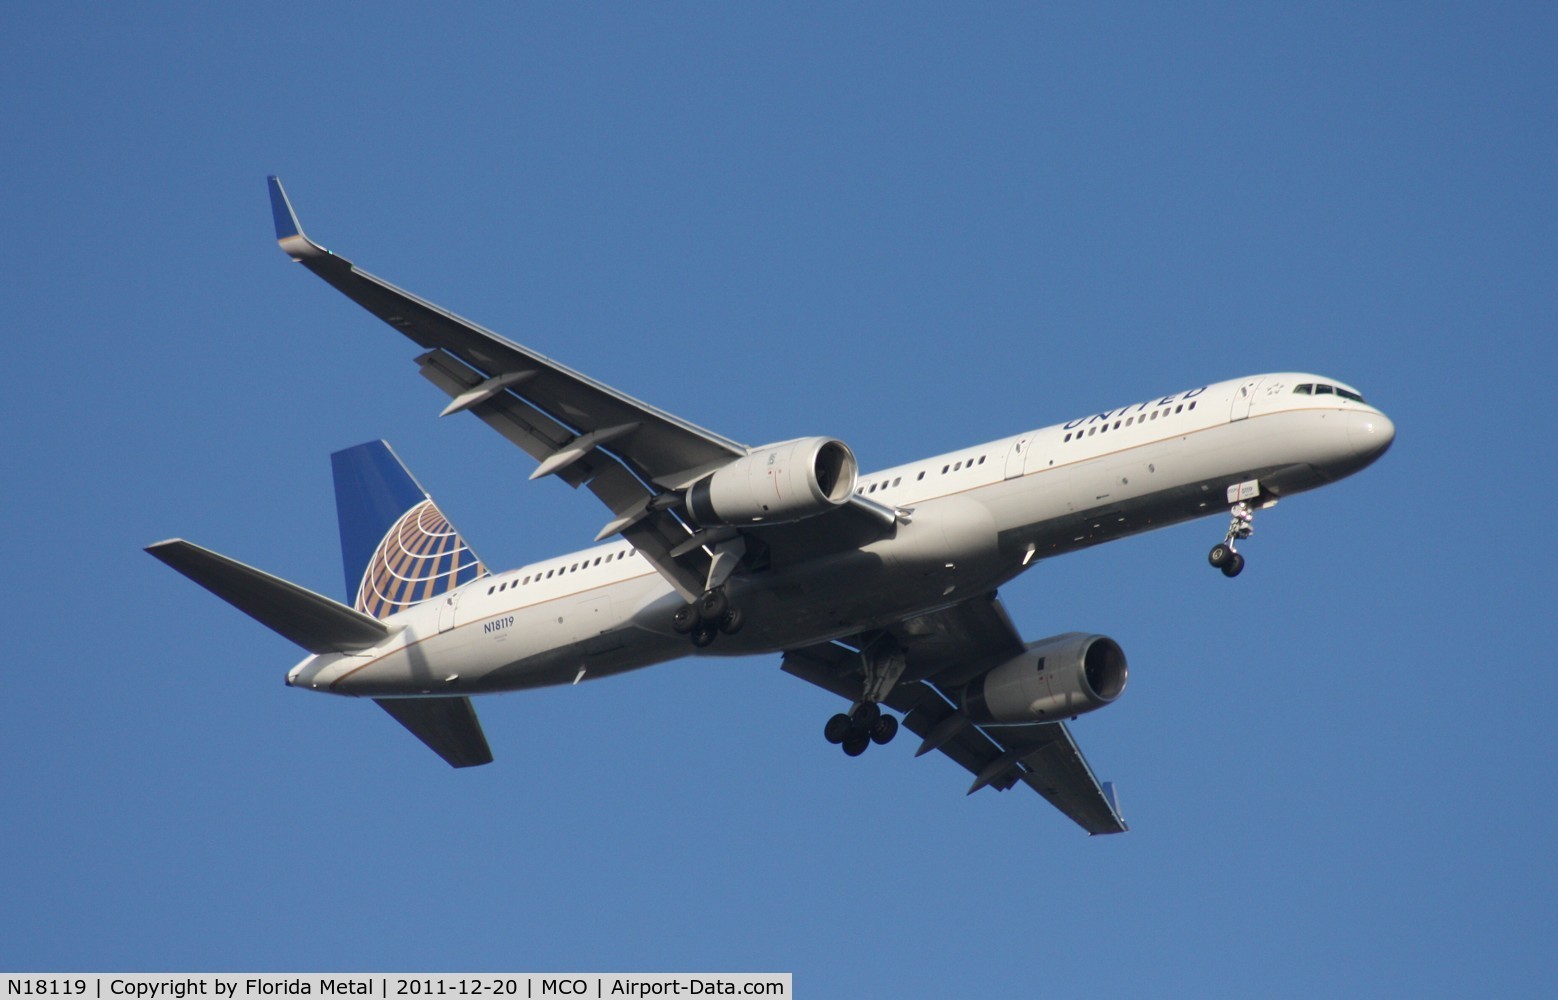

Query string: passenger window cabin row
856 454 991 497
1063 401 1197 443
478 382 1367 598
487 384 1368 598
487 548 639 595
856 395 1212 494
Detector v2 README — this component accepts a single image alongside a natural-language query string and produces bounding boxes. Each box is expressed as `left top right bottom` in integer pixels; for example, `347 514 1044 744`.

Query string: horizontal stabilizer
375 697 494 768
146 539 390 654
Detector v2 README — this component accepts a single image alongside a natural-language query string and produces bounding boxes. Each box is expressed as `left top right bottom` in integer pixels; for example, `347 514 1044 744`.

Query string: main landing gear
821 636 905 756
670 586 743 646
1208 500 1255 578
824 702 898 756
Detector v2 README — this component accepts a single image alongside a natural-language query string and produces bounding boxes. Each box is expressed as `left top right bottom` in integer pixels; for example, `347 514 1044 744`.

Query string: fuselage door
1005 438 1028 480
437 591 460 633
1231 378 1264 421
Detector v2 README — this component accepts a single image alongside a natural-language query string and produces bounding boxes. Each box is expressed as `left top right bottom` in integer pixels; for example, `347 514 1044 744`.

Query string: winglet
267 175 331 260
1101 782 1124 825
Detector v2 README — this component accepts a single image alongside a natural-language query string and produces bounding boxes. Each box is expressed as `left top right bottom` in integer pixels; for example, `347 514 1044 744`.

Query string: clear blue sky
4 3 1552 995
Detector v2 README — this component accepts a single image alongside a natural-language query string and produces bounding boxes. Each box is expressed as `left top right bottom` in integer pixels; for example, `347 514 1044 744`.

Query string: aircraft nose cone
1347 409 1396 462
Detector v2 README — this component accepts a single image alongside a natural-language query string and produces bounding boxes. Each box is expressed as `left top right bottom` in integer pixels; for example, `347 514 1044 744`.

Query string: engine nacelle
686 437 858 526
961 632 1128 725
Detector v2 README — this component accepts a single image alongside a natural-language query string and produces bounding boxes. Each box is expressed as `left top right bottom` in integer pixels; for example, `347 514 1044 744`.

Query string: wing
268 177 892 598
780 593 1128 835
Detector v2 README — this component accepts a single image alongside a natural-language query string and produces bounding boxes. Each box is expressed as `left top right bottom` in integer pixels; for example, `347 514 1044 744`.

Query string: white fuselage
286 372 1394 699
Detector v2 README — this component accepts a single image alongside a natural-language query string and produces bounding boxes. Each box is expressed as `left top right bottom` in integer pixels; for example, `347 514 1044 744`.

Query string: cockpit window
1294 382 1365 402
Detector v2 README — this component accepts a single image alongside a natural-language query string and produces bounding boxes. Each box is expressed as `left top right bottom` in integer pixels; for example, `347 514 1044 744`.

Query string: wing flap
900 677 1127 833
146 539 389 654
779 644 1022 788
780 593 1128 835
417 348 593 481
995 722 1128 834
416 346 709 600
374 696 494 768
267 177 746 487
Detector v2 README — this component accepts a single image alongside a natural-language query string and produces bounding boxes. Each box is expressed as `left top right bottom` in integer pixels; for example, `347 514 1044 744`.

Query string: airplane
146 177 1396 835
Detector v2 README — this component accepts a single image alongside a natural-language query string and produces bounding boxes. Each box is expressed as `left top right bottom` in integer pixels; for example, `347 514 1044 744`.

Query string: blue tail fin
331 441 487 618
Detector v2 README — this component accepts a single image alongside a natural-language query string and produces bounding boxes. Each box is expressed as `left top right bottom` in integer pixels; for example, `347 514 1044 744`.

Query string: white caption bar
3 976 791 1000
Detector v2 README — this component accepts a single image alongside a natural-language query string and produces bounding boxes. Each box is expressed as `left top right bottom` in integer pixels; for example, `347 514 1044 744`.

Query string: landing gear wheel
698 588 729 620
671 604 700 634
850 701 881 728
690 627 717 648
1208 543 1232 568
842 734 870 757
869 714 898 745
824 713 852 745
1221 552 1245 578
716 607 744 635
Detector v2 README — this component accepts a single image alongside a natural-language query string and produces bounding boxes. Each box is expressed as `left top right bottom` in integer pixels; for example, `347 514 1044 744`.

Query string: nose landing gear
1208 500 1255 577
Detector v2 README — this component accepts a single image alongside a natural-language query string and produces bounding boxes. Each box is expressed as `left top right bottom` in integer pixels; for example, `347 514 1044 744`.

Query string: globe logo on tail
355 499 486 619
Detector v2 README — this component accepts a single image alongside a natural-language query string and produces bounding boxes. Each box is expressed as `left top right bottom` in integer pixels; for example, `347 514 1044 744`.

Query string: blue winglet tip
267 175 303 241
1102 781 1124 820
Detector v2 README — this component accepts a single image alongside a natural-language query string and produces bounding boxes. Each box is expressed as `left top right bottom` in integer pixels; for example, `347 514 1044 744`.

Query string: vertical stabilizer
331 441 487 618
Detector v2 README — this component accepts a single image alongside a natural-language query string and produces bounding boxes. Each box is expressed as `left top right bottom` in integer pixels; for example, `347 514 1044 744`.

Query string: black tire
842 734 870 757
823 714 852 745
671 603 699 634
1208 543 1231 568
699 589 729 620
717 607 744 635
870 714 898 745
1222 552 1245 578
690 627 717 648
850 701 881 728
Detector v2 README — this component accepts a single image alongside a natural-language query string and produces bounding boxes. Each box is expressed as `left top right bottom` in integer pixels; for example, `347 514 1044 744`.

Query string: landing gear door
1231 378 1264 421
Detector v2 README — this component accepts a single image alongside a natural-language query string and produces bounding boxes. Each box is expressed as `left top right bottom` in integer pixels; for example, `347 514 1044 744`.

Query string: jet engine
686 437 858 526
961 632 1127 725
